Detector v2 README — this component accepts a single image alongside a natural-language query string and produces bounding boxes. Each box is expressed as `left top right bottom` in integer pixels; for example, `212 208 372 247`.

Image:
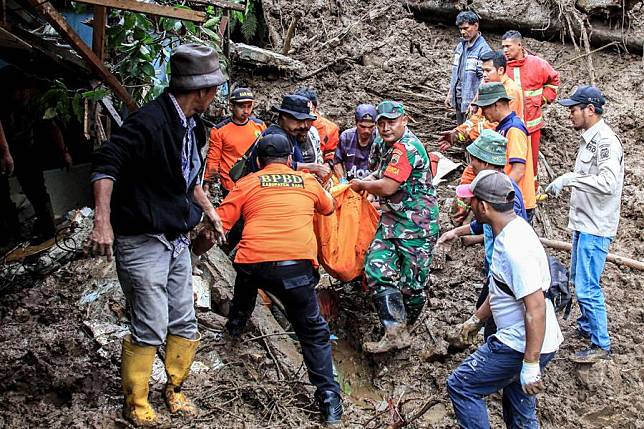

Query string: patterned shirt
372 128 439 239
166 93 200 256
334 127 375 179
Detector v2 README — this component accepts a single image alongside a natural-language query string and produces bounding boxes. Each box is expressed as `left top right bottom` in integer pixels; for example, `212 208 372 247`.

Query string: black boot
316 390 343 426
363 289 411 354
31 197 56 244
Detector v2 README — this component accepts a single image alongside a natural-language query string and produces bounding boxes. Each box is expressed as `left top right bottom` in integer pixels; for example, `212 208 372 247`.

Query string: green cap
466 129 507 167
472 82 513 107
376 100 405 120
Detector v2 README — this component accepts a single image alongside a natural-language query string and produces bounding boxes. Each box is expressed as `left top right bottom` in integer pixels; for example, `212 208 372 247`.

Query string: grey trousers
115 234 197 346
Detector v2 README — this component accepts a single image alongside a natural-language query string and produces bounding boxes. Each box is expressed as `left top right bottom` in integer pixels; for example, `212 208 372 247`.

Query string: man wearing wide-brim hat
89 43 227 426
243 94 330 179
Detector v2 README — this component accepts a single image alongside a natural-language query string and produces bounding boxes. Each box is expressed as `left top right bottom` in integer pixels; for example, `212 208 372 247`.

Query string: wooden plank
189 0 245 12
92 6 106 61
1 0 6 27
28 0 138 112
0 26 32 49
72 0 206 22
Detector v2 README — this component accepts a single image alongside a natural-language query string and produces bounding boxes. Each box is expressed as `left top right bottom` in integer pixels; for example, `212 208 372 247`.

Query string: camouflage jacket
372 128 439 240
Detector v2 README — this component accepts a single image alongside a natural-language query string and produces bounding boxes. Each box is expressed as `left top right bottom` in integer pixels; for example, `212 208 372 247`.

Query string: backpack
492 255 573 319
228 135 260 183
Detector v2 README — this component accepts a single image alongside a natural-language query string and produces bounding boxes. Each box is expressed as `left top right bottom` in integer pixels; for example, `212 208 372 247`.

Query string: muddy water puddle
332 339 382 405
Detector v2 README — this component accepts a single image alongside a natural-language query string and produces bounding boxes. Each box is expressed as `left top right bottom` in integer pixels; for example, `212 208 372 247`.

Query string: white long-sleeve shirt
568 119 624 237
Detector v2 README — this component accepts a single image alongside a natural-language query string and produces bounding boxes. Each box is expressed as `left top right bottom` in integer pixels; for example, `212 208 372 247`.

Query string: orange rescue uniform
312 115 340 162
460 126 536 210
506 53 560 175
205 117 266 191
456 74 525 141
216 163 335 266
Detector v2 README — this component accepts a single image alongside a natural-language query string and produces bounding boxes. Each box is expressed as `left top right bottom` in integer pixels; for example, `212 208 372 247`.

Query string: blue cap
355 104 377 122
558 85 605 110
257 133 293 158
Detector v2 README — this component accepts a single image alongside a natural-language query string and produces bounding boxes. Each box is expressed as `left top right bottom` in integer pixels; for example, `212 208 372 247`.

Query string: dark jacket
449 34 491 113
247 124 304 173
92 91 207 236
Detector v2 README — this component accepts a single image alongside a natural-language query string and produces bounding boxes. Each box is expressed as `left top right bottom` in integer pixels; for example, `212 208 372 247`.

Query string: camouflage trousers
364 227 436 322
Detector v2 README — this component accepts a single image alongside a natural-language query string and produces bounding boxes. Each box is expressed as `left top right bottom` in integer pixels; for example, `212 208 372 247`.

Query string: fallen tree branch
555 41 620 67
243 331 296 343
386 398 442 429
282 14 300 55
461 235 644 271
406 2 644 54
538 237 644 270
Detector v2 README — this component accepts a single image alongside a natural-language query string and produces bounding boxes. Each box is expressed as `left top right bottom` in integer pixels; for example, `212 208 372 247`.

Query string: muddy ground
1 0 644 428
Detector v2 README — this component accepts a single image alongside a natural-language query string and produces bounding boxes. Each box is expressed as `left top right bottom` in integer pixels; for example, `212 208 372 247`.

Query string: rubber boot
363 289 412 354
121 336 158 427
164 333 200 416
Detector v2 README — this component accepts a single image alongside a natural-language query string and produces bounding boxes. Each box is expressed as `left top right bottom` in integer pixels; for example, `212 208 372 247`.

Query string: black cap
271 94 316 121
257 134 293 158
230 87 254 103
558 85 605 110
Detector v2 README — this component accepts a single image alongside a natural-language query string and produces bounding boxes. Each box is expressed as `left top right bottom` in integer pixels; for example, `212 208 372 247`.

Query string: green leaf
203 16 219 28
139 45 150 56
201 26 219 41
82 88 110 102
43 107 58 120
141 62 156 78
71 93 83 122
240 12 257 42
184 21 197 34
162 18 178 32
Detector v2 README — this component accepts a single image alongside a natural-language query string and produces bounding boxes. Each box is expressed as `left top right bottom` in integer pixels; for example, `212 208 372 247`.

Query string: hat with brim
466 129 507 167
271 94 316 120
376 100 405 121
170 44 227 91
472 82 513 107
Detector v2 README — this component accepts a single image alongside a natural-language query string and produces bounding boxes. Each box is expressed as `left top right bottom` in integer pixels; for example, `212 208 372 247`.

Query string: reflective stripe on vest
526 116 543 128
525 88 543 97
544 84 559 90
513 68 522 89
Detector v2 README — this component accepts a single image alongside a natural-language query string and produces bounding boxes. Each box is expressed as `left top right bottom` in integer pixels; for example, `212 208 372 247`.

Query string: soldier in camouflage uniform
350 101 439 354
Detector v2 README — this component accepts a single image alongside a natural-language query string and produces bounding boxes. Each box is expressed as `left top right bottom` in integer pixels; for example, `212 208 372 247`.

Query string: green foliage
230 0 259 43
38 80 110 125
103 1 245 107
64 0 260 109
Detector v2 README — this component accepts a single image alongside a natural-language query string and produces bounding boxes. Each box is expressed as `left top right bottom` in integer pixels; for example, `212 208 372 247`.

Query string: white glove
459 314 483 344
520 360 544 395
545 172 578 197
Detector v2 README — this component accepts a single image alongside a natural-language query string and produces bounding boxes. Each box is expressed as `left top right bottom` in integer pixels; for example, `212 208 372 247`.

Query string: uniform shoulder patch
598 144 611 162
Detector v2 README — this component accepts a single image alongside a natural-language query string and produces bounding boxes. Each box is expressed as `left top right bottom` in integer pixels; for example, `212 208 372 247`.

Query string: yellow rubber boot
121 336 158 427
164 333 200 416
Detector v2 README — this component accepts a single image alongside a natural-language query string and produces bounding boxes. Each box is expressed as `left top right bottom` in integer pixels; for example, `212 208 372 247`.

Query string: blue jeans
447 337 555 429
570 231 612 350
